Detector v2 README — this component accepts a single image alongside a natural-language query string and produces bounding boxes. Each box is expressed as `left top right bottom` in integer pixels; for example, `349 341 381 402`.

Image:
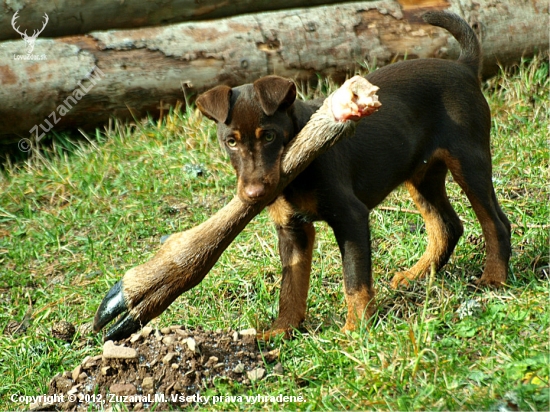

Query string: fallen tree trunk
0 0 377 41
0 0 547 142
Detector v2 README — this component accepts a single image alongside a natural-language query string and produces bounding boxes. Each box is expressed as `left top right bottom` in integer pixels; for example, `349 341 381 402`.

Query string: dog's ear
253 76 297 116
196 85 232 123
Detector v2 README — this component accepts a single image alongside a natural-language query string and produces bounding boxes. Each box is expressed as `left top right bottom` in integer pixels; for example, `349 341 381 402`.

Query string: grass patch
0 56 548 410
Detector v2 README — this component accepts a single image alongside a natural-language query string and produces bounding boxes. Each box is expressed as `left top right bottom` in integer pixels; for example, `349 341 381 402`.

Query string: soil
42 326 281 411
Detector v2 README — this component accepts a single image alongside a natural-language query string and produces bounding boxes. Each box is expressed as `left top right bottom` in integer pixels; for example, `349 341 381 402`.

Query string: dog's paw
390 271 415 289
257 328 292 341
475 274 506 287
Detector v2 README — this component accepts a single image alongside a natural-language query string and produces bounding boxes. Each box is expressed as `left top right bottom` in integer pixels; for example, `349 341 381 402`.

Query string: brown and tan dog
93 11 511 341
195 11 511 335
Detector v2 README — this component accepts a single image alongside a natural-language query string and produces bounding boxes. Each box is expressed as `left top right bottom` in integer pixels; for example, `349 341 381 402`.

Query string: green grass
1 56 548 411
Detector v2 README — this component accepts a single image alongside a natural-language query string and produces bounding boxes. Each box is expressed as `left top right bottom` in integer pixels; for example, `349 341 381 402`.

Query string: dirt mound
43 326 281 411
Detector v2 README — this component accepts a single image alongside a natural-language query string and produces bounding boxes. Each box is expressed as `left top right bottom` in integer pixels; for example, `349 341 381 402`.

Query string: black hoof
104 313 144 341
93 280 146 341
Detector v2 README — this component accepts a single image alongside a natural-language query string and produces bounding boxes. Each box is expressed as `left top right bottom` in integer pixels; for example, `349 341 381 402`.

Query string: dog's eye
264 131 276 142
226 138 238 148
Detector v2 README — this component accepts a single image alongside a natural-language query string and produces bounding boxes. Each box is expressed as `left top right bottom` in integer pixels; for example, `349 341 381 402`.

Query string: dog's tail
422 11 481 76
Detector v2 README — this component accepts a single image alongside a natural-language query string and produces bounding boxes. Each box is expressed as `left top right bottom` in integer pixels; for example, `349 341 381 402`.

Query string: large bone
93 76 380 340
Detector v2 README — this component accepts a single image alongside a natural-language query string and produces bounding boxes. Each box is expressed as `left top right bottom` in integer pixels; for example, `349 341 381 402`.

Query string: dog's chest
267 190 319 226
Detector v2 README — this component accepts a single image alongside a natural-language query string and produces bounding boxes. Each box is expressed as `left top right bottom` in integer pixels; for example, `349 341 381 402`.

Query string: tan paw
390 271 415 289
257 328 291 341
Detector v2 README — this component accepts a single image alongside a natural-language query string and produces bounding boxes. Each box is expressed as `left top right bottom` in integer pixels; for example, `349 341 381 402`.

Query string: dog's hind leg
262 215 315 339
445 152 511 286
391 159 464 288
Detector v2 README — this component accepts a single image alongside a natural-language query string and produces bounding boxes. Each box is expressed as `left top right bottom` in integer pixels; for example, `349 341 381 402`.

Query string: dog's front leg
263 216 315 339
329 199 376 332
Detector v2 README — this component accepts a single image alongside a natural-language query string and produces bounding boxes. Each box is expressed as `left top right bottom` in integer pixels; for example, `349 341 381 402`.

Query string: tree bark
0 0 378 41
0 0 547 143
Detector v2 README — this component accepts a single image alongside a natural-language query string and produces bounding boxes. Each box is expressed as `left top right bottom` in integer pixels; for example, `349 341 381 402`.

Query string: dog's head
196 76 298 203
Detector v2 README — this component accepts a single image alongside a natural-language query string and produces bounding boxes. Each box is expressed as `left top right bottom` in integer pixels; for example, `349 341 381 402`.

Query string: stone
101 366 111 376
103 340 137 359
72 364 82 382
130 333 142 344
175 329 188 337
142 376 154 392
232 331 239 342
162 352 177 364
160 327 171 335
205 356 219 368
162 336 174 345
78 372 88 382
247 367 265 381
171 363 179 370
109 383 137 396
233 363 245 374
184 337 196 353
67 387 79 396
141 326 153 337
273 363 284 375
82 355 102 369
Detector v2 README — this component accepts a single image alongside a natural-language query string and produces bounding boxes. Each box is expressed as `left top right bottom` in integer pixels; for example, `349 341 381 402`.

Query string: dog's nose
244 183 266 200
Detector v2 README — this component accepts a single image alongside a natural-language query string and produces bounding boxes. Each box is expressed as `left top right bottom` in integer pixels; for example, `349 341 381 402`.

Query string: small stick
378 206 421 215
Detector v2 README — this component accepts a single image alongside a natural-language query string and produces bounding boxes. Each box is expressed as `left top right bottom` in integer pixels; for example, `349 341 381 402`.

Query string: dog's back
298 11 488 211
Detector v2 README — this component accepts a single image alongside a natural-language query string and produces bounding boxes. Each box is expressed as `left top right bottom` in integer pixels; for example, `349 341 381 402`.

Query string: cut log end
330 76 381 122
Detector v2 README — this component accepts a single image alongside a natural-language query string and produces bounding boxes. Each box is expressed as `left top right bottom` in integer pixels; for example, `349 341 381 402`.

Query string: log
0 0 377 41
93 76 381 341
0 0 546 143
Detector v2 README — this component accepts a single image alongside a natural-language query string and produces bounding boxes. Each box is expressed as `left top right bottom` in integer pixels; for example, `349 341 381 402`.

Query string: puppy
196 11 511 336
